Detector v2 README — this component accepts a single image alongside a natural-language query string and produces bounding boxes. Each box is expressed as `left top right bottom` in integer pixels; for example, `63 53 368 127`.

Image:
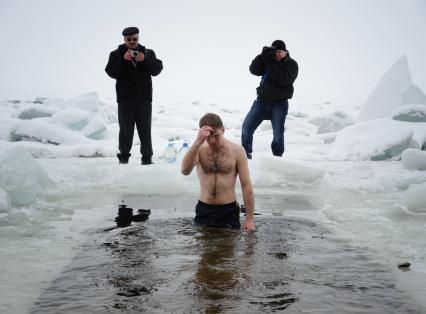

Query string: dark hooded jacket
249 52 298 101
105 44 163 102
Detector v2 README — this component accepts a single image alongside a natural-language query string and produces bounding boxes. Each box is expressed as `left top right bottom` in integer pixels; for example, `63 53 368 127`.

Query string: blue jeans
241 99 289 157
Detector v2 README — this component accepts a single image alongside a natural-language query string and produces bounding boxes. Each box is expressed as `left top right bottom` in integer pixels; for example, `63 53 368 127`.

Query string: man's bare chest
199 149 235 175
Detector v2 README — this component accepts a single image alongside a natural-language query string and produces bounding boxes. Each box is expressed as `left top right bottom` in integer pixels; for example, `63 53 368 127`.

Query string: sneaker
119 159 129 165
247 153 252 160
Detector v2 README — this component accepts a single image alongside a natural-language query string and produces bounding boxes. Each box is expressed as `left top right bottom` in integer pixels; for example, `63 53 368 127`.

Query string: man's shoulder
286 56 298 68
110 44 127 55
226 141 246 157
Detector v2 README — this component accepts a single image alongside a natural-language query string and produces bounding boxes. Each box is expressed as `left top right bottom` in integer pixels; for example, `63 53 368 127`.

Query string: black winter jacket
250 52 298 101
105 44 163 102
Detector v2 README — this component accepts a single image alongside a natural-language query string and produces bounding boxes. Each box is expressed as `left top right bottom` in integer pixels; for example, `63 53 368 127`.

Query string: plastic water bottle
177 140 190 164
163 141 178 163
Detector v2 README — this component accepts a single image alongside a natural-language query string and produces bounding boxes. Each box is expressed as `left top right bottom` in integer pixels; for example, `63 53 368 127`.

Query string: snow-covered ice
331 118 421 160
309 110 354 134
405 182 426 213
1 92 426 313
392 104 426 122
358 55 412 121
402 148 426 170
0 146 50 206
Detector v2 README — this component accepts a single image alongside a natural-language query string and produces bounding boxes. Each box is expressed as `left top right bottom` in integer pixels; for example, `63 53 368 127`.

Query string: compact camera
130 50 139 57
262 46 276 56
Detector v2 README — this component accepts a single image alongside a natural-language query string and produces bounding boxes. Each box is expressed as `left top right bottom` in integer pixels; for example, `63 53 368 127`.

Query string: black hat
122 27 139 36
272 40 286 51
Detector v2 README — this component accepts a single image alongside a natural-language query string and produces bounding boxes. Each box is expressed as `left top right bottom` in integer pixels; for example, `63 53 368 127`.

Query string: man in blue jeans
242 40 298 159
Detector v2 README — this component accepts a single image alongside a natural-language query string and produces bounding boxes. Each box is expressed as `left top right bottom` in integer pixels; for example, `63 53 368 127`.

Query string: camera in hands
262 46 276 61
130 50 139 57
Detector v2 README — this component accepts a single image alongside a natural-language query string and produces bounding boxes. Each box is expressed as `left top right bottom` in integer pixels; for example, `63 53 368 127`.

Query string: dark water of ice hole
31 216 421 313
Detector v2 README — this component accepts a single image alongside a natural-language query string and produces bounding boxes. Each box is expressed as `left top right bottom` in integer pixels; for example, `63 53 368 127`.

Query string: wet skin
181 125 255 231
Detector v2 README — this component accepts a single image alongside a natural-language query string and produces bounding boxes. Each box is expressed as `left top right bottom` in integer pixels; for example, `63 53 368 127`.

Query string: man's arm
181 142 201 176
137 49 163 76
267 60 298 86
105 50 132 79
249 55 266 76
237 146 255 231
181 126 213 175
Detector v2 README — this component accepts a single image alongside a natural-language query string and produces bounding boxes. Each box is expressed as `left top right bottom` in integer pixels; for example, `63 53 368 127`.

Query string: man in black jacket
241 40 298 159
105 27 163 165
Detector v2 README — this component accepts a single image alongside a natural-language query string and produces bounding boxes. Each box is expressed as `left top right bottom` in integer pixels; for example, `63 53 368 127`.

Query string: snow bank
309 110 354 134
392 105 426 122
10 118 91 145
331 119 418 160
61 91 100 113
402 83 426 106
250 156 324 187
51 107 90 130
402 149 426 170
15 105 56 120
404 182 426 213
82 118 107 140
358 55 412 121
0 146 50 206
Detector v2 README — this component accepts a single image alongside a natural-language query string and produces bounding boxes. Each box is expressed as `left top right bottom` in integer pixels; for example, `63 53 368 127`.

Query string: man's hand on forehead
201 126 214 133
195 126 214 145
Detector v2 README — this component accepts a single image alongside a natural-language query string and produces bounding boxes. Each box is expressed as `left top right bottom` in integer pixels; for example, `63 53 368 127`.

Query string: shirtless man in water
181 113 255 231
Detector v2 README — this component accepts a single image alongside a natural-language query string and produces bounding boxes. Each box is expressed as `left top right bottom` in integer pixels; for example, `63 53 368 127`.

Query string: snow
392 104 426 122
82 117 107 139
10 118 92 145
1 93 426 313
402 148 426 170
2 1 426 311
250 156 324 187
15 105 56 120
358 55 412 121
331 118 420 160
51 107 90 130
404 182 426 213
309 110 354 134
402 83 426 106
60 91 101 113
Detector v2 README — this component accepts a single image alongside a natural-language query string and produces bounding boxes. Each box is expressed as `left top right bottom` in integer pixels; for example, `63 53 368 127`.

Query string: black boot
141 157 154 165
117 153 130 165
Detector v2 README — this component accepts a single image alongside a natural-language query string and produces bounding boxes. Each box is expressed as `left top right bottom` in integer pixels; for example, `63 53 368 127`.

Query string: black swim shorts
195 200 241 229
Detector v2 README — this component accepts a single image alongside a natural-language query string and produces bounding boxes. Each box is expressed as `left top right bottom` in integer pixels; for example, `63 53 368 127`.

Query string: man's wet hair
199 113 224 129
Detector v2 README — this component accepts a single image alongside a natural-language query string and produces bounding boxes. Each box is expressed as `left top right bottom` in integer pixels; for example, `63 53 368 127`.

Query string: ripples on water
32 217 421 313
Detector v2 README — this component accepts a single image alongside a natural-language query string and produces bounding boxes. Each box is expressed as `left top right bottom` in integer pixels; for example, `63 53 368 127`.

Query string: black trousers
195 200 241 230
117 100 152 162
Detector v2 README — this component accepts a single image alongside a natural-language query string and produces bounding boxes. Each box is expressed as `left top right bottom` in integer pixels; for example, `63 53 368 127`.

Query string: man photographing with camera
241 40 298 159
105 27 163 165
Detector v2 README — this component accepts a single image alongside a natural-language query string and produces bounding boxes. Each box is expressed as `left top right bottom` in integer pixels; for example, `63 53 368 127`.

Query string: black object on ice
133 209 151 222
115 202 134 227
398 262 411 268
113 202 151 228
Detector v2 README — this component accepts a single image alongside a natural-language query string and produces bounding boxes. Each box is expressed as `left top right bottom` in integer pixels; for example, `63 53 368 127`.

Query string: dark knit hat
122 27 139 36
272 40 286 51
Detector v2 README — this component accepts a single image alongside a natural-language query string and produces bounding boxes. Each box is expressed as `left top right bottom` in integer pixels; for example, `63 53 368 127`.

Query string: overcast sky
0 0 425 106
